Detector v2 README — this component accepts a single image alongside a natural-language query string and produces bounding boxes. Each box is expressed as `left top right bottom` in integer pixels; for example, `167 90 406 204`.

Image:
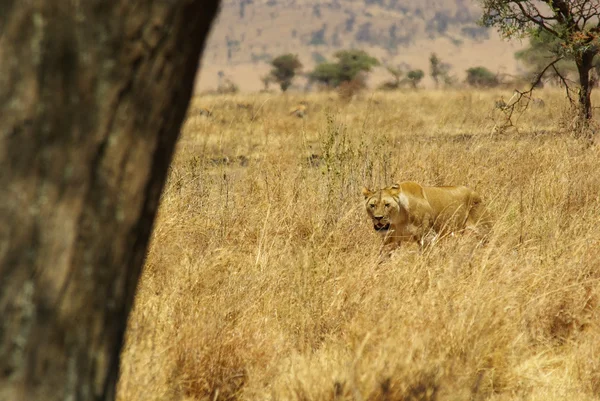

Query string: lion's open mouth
374 223 390 232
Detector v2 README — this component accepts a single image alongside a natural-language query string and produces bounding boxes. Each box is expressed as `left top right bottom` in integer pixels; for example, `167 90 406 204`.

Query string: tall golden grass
117 89 600 401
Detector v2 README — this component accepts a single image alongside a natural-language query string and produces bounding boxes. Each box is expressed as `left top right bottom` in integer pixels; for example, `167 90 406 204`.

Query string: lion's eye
384 203 390 207
370 203 375 208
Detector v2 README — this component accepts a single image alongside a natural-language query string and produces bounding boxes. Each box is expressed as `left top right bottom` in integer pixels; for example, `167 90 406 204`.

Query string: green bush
270 54 302 92
308 49 379 88
465 66 499 88
407 69 424 88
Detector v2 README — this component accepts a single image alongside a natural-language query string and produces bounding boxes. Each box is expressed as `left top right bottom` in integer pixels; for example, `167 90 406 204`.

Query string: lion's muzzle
373 223 390 232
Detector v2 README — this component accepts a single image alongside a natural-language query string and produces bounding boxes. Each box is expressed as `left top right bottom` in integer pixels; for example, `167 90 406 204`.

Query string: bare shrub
337 77 365 101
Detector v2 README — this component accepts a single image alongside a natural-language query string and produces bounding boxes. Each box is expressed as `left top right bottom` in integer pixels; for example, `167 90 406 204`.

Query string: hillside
195 0 525 92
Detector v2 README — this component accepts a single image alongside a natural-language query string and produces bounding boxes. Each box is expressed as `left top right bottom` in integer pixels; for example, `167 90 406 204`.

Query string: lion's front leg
416 214 437 250
379 237 401 260
418 229 439 250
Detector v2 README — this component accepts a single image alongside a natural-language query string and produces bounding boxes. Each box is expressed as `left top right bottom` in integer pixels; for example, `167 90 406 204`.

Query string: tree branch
546 0 574 27
515 2 561 37
552 64 577 105
494 57 565 129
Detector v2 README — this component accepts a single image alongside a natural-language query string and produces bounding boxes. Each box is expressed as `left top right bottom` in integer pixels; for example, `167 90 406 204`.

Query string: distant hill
195 0 525 92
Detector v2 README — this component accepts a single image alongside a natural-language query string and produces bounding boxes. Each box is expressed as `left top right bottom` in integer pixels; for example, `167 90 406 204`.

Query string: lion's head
362 184 403 232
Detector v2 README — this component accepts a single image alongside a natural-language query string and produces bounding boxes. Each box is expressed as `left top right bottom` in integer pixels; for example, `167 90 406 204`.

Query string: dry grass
117 89 600 401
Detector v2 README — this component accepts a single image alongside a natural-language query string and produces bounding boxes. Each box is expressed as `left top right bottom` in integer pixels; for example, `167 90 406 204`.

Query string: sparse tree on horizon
466 66 500 87
379 66 404 90
261 74 274 91
387 66 403 87
407 69 425 89
429 53 452 88
270 54 303 92
308 49 379 88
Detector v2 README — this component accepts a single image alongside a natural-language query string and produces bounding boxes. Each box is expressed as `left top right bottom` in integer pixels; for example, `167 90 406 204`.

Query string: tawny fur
289 104 307 118
362 181 492 254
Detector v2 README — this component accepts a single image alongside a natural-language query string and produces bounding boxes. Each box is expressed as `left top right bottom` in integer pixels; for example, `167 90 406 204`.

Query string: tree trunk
0 1 220 401
577 52 594 122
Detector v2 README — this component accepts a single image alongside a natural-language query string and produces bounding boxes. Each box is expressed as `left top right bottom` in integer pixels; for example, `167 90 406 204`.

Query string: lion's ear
388 183 401 196
362 187 373 198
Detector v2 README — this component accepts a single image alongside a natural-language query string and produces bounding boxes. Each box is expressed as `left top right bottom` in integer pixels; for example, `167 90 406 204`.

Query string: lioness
362 181 491 253
289 102 308 118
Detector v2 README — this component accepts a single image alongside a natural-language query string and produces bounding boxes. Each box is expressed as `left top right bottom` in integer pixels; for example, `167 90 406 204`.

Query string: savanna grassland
117 89 600 401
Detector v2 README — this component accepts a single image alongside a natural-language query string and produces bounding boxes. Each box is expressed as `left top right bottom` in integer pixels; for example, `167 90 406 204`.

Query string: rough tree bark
0 1 220 400
577 51 595 122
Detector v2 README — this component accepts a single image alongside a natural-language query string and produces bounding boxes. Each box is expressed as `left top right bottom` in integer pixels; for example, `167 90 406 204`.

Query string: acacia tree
466 66 500 87
270 54 303 92
429 53 452 88
308 49 379 88
0 1 220 400
379 66 403 90
479 0 600 124
407 69 425 88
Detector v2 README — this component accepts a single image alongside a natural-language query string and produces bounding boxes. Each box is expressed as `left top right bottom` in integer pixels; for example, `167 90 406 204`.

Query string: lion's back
423 185 474 204
422 185 478 228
